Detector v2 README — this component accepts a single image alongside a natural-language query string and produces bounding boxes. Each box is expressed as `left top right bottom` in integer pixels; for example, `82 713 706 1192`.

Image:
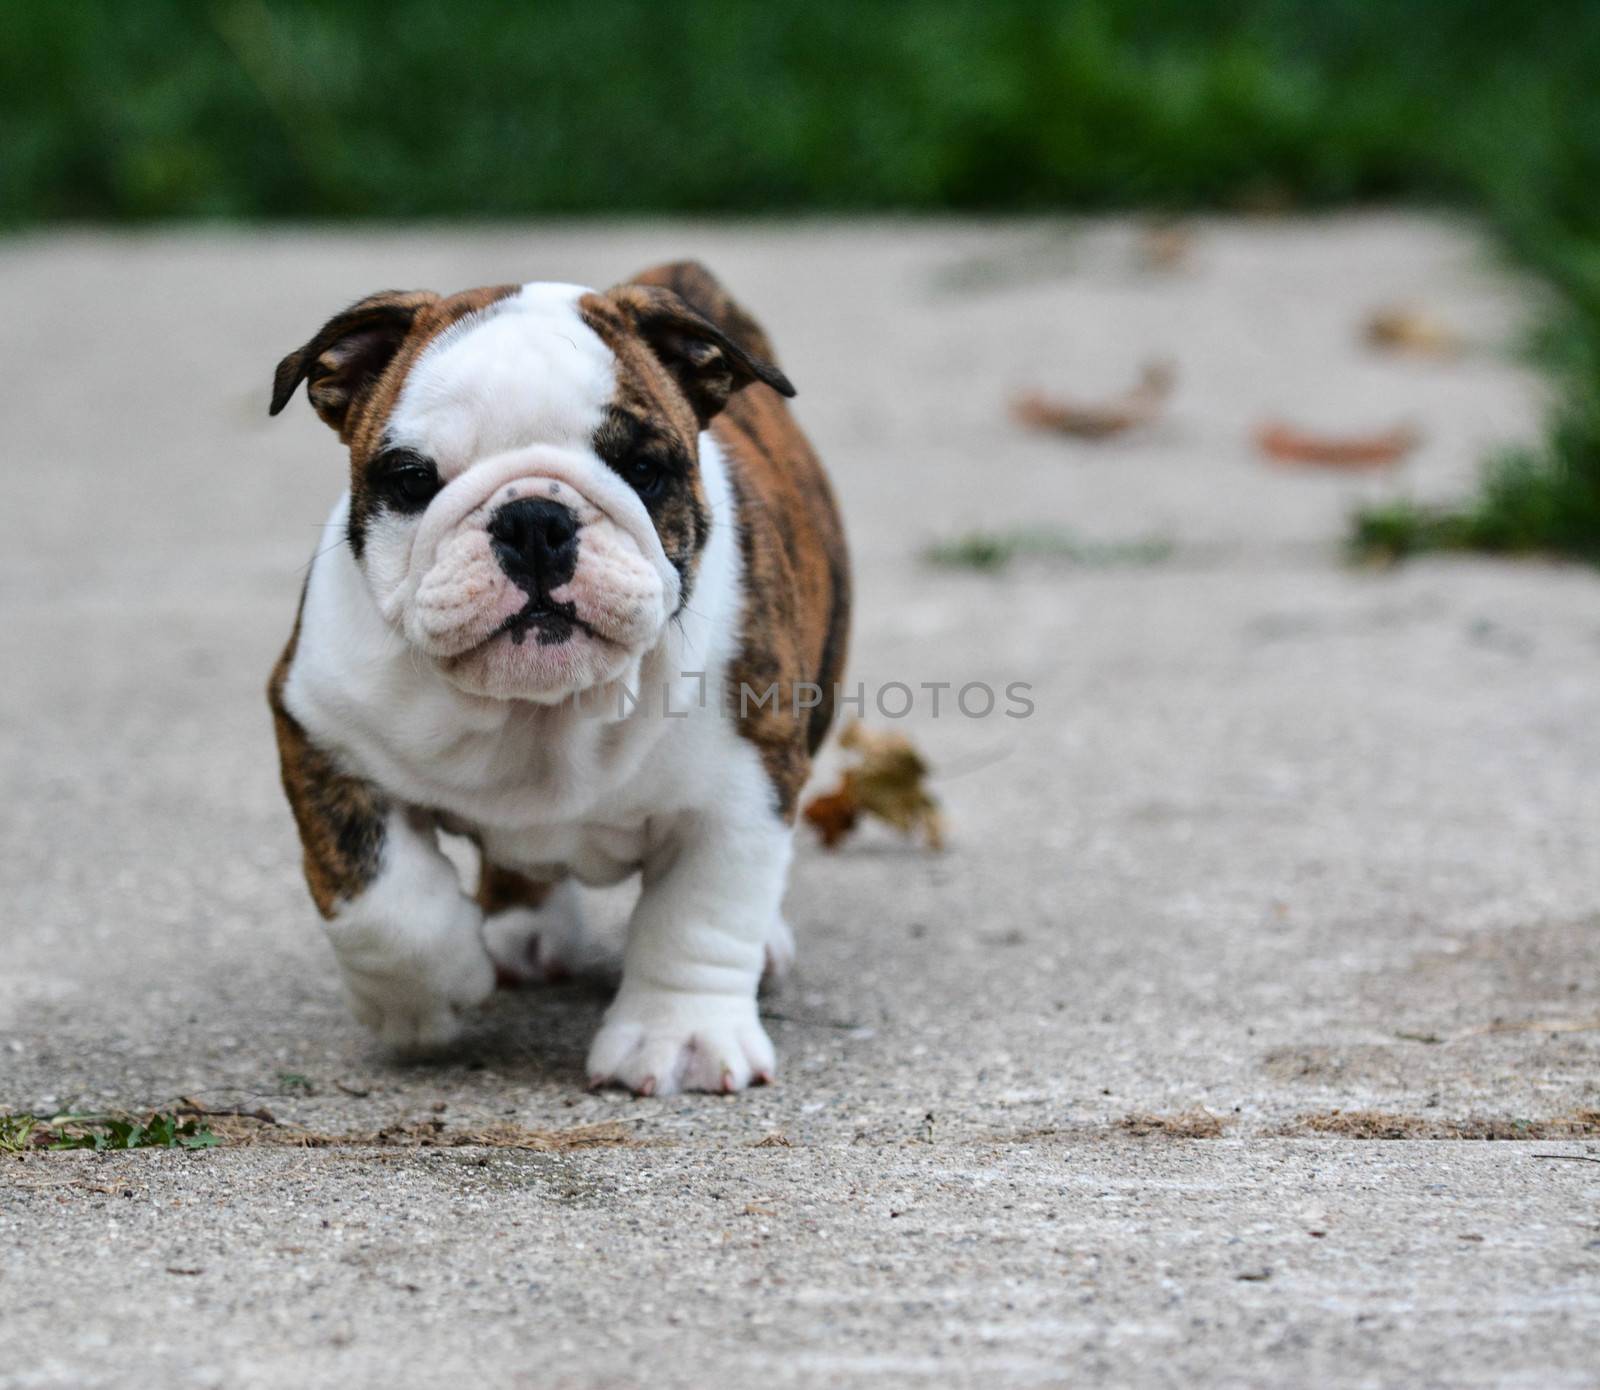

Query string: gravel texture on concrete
2 218 1597 1388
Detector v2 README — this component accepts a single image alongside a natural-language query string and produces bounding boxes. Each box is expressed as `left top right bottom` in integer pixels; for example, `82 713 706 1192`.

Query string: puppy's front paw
586 990 775 1096
333 921 496 1051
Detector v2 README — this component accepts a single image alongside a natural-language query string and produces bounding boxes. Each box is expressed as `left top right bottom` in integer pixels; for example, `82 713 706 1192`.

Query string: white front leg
327 811 496 1050
586 811 791 1095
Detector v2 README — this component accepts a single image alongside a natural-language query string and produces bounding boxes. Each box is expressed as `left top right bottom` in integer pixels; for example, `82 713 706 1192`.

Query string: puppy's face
272 279 791 702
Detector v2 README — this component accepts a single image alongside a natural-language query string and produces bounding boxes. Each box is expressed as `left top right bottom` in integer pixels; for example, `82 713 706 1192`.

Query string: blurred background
4 0 1598 551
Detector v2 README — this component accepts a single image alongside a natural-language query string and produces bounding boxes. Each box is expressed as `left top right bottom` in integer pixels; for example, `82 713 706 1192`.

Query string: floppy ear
608 284 795 427
270 289 440 437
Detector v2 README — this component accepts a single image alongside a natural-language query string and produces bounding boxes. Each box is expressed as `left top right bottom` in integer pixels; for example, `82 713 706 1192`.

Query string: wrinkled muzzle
384 446 680 701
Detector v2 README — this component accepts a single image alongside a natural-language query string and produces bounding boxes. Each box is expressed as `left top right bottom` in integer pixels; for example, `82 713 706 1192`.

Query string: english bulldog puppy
267 262 849 1095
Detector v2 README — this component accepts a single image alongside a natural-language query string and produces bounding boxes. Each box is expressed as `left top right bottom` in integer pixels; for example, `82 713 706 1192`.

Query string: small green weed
1353 412 1600 567
0 1111 221 1152
925 527 1173 573
0 1113 39 1154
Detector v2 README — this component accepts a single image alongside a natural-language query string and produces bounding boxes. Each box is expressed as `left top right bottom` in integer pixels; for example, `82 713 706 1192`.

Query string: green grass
1350 338 1600 567
1352 433 1600 566
0 1 1583 223
0 1111 221 1152
3 1 1600 558
0 1113 39 1154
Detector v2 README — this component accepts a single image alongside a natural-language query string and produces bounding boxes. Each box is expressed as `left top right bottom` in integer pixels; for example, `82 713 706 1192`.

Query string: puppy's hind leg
478 864 596 986
761 914 796 991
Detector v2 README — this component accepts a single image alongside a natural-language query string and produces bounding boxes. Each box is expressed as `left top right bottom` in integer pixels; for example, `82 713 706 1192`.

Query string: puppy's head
272 277 792 702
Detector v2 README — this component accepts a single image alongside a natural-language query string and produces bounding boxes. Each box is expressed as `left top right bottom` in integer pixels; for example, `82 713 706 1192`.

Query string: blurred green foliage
3 0 1599 559
0 0 1586 222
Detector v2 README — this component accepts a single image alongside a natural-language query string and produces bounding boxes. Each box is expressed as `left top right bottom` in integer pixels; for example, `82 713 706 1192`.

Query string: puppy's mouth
489 597 605 649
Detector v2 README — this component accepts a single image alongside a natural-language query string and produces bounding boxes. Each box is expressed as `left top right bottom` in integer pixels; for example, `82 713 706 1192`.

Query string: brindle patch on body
475 861 555 915
267 612 389 918
626 263 852 817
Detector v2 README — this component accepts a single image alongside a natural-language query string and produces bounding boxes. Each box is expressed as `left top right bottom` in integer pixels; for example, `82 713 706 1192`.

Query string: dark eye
624 454 666 500
371 449 441 513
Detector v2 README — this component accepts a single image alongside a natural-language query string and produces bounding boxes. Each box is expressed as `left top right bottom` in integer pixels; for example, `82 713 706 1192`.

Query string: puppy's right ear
270 290 439 437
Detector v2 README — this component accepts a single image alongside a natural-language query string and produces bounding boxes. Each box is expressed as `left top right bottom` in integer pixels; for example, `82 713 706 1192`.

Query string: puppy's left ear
609 285 795 427
270 289 440 438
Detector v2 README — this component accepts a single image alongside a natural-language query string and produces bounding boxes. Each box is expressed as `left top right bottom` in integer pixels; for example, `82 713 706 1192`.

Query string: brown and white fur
267 262 849 1095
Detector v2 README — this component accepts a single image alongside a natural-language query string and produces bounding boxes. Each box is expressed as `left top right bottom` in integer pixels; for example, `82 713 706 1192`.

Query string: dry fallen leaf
803 721 944 851
752 1131 793 1149
1137 221 1195 272
1255 421 1420 470
1012 361 1175 440
1363 305 1465 358
801 787 858 849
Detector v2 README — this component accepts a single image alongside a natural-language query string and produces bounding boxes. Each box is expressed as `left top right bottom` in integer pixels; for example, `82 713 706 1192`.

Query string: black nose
488 498 579 591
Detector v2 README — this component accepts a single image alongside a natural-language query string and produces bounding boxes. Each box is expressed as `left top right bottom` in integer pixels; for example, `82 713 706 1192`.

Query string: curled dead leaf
802 787 858 849
1137 221 1195 272
752 1131 794 1148
1255 421 1420 470
1364 305 1465 358
803 721 944 852
1012 361 1175 440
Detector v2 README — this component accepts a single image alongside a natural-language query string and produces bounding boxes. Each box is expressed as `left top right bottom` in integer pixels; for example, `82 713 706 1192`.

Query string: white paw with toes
586 989 776 1096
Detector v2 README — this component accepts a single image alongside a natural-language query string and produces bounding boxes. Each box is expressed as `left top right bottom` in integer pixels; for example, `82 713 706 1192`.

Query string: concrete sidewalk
2 218 1597 1388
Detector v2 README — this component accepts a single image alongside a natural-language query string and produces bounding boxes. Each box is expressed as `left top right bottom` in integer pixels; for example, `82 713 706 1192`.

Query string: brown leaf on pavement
1137 221 1195 272
803 722 944 851
1256 421 1420 469
1012 361 1175 440
802 787 859 849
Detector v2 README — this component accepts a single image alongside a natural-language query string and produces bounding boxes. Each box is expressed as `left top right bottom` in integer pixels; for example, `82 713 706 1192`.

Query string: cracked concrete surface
1 218 1597 1387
